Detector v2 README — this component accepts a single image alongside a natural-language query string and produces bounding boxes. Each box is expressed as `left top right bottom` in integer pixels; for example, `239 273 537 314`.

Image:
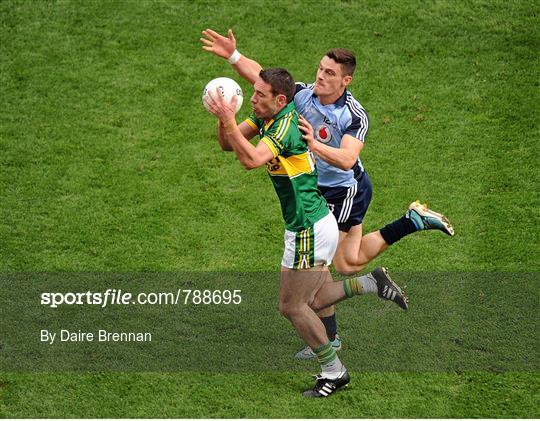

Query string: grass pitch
1 0 538 418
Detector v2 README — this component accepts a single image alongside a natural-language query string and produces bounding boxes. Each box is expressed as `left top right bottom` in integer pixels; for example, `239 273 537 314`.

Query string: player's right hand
206 87 237 123
200 29 236 60
298 115 316 147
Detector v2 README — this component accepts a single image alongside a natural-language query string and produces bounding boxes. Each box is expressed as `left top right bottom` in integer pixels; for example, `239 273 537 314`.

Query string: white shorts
281 212 339 270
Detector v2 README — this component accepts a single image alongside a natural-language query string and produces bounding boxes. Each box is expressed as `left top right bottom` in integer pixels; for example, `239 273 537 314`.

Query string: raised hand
200 29 236 59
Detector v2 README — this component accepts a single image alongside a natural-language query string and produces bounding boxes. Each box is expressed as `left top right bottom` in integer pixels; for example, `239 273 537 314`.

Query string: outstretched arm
200 29 262 85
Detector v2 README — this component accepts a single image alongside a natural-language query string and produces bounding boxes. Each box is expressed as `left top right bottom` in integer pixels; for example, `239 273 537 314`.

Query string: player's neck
318 89 346 106
265 105 287 123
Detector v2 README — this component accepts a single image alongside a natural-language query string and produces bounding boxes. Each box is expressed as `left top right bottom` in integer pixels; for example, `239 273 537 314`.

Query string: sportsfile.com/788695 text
40 289 242 308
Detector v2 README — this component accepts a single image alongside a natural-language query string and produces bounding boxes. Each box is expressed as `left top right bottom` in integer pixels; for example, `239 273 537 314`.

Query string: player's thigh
279 214 338 306
279 266 332 307
334 224 363 263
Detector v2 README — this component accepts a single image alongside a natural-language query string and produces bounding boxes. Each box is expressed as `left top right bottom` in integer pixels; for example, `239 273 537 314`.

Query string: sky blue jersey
294 83 369 188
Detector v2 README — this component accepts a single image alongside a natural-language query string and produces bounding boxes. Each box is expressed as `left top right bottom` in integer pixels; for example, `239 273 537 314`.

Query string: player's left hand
298 115 316 147
200 29 236 59
205 88 238 122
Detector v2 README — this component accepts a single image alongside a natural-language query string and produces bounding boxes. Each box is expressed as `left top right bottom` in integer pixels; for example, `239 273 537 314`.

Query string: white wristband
228 49 241 65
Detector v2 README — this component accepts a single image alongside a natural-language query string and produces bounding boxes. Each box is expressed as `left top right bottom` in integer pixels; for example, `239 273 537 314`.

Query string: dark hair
259 67 295 103
325 48 356 76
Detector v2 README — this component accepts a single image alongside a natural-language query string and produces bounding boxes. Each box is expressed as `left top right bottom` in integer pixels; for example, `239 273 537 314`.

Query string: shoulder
263 109 302 156
295 81 314 93
269 108 298 138
294 82 314 98
344 91 368 123
341 91 369 140
245 114 262 130
294 82 314 112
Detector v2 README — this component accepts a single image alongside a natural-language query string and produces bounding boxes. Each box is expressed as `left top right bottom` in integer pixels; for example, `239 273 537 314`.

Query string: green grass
0 372 537 418
1 0 539 418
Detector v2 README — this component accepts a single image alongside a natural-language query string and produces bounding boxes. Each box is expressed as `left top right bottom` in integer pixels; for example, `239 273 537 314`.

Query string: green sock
343 274 377 298
314 342 336 365
343 277 362 298
313 342 344 378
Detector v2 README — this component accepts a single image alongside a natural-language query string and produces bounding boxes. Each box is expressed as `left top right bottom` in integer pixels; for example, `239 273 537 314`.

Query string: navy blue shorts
319 171 372 233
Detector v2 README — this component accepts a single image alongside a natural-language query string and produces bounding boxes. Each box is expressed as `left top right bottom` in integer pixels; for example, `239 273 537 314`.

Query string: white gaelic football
202 77 243 113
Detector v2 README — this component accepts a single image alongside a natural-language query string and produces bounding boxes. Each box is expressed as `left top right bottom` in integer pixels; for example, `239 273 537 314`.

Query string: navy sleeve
344 107 369 142
295 82 311 96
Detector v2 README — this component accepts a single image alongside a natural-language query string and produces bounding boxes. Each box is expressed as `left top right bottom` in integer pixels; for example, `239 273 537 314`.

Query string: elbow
218 138 233 152
241 160 258 171
241 157 264 171
340 157 358 171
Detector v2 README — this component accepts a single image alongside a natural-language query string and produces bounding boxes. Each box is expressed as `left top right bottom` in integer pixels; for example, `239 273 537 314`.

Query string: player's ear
343 75 353 86
277 94 287 106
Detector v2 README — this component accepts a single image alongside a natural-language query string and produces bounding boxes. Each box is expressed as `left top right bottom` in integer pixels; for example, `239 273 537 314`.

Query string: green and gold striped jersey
245 102 329 232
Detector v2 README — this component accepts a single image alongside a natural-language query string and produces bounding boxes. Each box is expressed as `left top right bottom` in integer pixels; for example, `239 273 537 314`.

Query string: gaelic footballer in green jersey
245 103 328 232
205 67 400 398
245 101 337 269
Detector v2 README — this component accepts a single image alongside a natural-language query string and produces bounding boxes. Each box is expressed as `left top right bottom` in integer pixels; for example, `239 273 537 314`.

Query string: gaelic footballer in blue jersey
293 69 372 238
294 81 368 188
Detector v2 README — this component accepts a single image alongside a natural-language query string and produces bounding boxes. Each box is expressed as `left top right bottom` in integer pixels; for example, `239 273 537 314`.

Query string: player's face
250 78 284 120
314 56 351 97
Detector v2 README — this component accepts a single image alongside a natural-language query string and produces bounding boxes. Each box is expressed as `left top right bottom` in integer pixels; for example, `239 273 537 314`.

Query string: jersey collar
262 102 296 131
273 101 296 121
334 89 348 107
313 89 348 107
264 102 295 130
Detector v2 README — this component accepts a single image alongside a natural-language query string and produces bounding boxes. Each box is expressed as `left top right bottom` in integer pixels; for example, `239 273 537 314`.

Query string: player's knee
278 300 301 321
333 259 364 276
278 301 293 319
309 297 324 313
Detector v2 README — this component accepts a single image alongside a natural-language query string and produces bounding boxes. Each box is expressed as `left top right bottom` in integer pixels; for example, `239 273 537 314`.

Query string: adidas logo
382 285 397 300
318 382 335 397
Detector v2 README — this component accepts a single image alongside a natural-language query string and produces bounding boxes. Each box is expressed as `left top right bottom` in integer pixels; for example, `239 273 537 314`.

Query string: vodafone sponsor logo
315 124 332 144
